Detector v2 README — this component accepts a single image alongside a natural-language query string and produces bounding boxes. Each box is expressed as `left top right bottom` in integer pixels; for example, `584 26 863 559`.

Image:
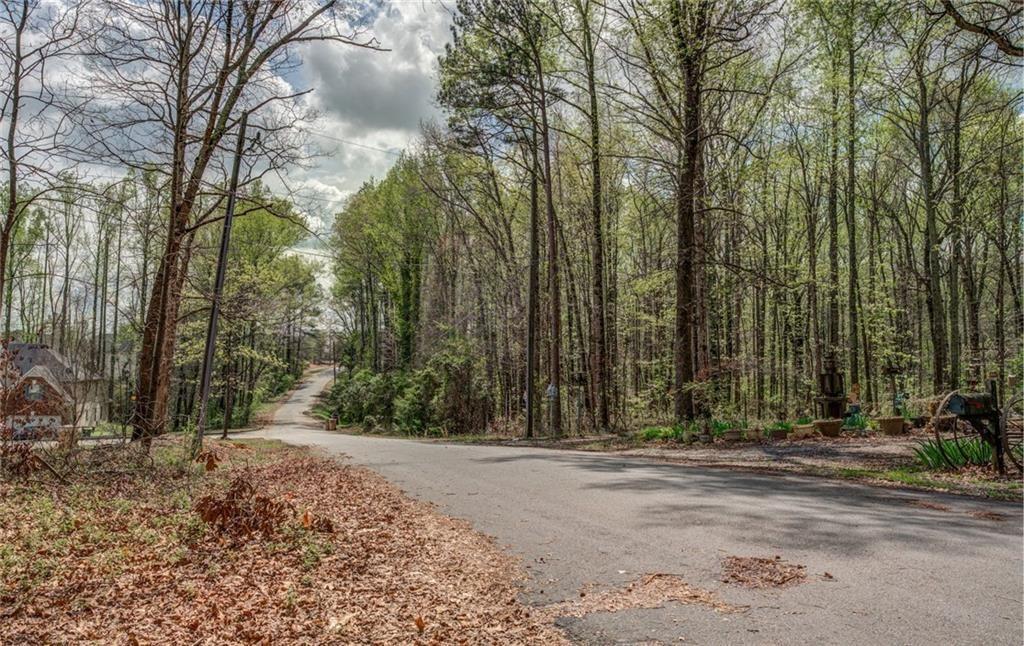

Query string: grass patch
833 465 1022 501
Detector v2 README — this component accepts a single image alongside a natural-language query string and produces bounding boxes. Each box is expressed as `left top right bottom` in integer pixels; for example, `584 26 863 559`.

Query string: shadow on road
471 450 1022 554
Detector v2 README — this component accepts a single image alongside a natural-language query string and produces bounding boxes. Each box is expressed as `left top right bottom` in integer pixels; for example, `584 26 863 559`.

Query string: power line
309 131 405 156
290 247 334 260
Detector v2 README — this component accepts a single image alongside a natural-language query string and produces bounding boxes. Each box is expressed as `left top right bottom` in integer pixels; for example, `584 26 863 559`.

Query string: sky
1 1 453 282
288 1 453 237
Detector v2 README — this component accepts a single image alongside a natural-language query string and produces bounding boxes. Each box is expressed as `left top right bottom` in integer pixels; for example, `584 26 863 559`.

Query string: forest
327 0 1022 438
1 2 1022 644
0 0 1021 442
1 1 332 439
0 174 323 433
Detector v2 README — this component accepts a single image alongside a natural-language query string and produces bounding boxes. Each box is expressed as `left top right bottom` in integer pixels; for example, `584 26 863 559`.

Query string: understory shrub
393 368 439 434
327 337 492 435
637 423 695 442
327 369 402 429
426 338 491 434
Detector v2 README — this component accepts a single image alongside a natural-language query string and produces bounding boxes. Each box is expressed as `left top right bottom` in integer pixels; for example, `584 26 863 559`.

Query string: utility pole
191 112 248 457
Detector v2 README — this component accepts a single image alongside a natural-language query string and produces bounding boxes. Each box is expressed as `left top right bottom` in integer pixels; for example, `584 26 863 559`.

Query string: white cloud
306 3 449 133
278 2 452 213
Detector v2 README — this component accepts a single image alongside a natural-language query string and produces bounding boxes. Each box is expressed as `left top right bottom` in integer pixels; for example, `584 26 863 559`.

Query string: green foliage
167 185 321 432
637 423 695 442
424 336 492 435
639 426 668 441
328 369 403 430
711 419 748 434
327 337 491 436
845 413 870 431
914 438 992 470
711 419 731 434
393 368 439 434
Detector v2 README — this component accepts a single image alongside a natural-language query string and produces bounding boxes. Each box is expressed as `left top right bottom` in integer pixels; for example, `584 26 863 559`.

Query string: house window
25 381 43 401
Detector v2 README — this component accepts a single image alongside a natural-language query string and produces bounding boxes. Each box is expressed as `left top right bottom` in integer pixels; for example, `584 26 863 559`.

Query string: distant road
260 368 1023 645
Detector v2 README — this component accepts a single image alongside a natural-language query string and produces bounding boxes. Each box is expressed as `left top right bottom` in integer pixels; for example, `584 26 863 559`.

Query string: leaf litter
0 438 566 644
721 555 807 589
536 573 742 620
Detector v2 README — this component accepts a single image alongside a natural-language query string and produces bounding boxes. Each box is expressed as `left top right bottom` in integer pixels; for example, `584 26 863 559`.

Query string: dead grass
0 437 566 645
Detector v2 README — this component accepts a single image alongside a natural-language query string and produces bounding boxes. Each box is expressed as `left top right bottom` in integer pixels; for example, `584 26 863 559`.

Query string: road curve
258 368 1023 645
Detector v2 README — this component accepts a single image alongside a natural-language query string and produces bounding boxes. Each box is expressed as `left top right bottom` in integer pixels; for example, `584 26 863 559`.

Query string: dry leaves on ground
536 573 741 621
969 510 1007 521
0 439 566 645
906 499 952 512
721 556 807 589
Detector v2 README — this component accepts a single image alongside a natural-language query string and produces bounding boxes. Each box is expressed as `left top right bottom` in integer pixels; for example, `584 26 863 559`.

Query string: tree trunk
917 70 947 393
0 10 23 332
846 34 860 388
579 0 609 433
525 129 541 438
0 229 11 340
535 52 562 437
827 88 841 355
671 0 706 423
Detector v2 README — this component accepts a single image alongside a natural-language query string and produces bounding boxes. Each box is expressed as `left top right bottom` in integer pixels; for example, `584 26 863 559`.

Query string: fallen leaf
722 556 807 589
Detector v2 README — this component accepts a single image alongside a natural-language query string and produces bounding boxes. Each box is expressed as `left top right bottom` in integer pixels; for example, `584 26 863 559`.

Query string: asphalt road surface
258 368 1023 645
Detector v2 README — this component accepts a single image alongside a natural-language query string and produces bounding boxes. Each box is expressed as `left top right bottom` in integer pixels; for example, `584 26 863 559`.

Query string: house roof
22 365 72 403
7 343 103 383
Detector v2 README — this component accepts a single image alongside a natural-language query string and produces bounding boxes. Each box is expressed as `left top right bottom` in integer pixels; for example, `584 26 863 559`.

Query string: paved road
260 368 1023 645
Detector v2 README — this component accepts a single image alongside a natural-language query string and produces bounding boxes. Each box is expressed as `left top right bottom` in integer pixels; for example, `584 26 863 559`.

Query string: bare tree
939 0 1022 57
0 0 83 332
73 1 380 440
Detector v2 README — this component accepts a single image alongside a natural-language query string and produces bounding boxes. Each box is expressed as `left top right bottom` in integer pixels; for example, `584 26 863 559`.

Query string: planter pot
814 419 843 438
767 429 788 441
722 429 742 442
877 416 905 436
791 424 817 440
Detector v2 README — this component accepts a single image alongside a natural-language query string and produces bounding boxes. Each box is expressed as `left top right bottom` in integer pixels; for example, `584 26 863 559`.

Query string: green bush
327 368 402 430
639 426 668 441
393 368 438 434
327 336 491 435
637 423 694 442
424 338 491 435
